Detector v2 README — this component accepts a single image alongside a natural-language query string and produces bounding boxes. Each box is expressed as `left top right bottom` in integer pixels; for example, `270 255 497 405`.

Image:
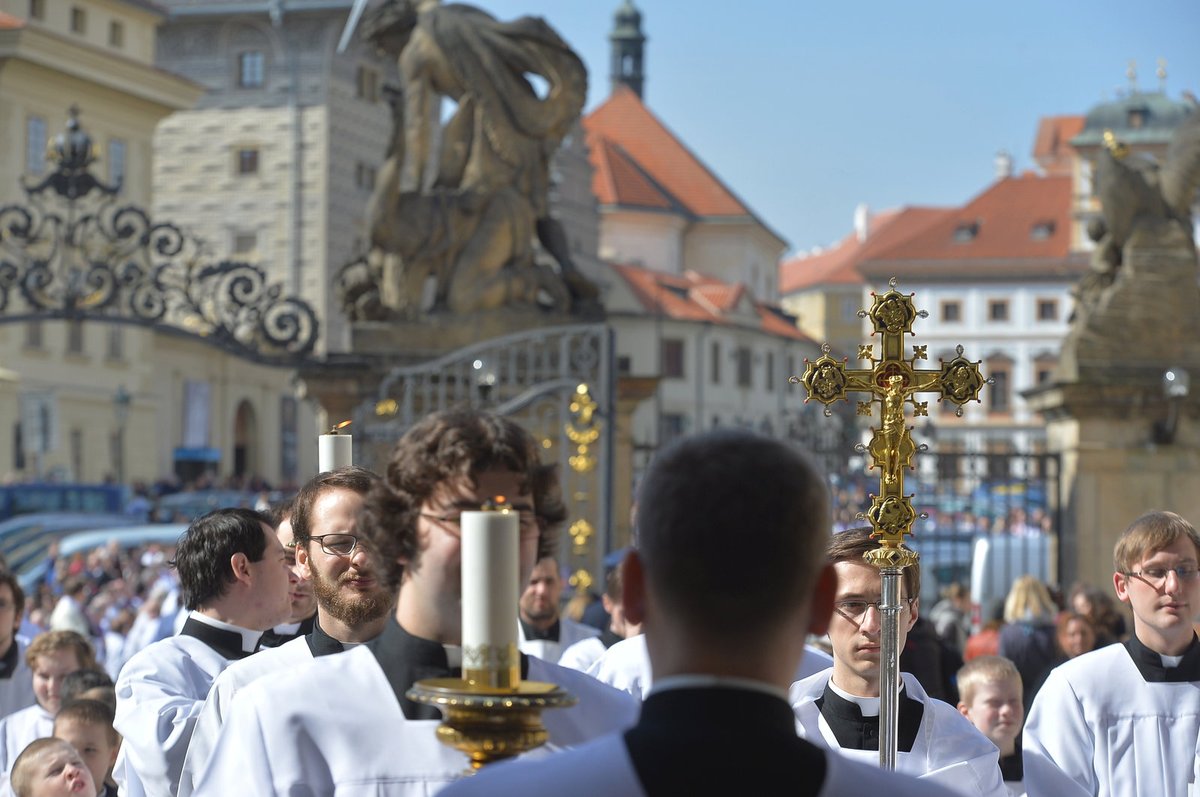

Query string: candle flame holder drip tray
406 678 578 771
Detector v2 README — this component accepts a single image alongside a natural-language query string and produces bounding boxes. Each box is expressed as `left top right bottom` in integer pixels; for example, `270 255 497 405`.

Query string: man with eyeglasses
442 429 956 796
1024 510 1200 796
790 528 1007 796
192 409 637 796
518 556 599 663
178 467 391 797
113 507 292 797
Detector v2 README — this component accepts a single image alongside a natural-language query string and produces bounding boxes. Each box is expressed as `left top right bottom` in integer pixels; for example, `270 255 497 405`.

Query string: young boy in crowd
10 738 94 797
53 701 118 797
957 656 1024 796
0 633 97 786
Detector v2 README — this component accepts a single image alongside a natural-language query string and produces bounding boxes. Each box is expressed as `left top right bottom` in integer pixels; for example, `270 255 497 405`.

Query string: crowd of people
0 409 1195 796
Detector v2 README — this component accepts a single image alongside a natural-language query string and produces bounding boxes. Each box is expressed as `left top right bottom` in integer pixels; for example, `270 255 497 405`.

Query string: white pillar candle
318 427 352 473
461 501 520 690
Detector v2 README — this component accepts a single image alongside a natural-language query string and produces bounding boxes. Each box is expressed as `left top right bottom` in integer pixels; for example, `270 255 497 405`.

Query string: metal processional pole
793 278 985 768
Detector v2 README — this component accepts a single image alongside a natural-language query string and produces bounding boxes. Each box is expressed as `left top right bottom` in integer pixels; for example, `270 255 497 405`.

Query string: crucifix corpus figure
792 277 986 769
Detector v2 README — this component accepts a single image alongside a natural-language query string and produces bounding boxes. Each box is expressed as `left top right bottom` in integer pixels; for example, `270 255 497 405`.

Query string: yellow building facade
0 0 318 486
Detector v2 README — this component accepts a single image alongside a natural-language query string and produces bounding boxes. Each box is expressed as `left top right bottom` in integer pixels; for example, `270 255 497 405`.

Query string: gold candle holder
408 497 576 770
406 679 578 770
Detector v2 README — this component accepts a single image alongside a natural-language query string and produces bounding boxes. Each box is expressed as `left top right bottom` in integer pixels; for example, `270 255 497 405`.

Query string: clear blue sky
476 0 1200 256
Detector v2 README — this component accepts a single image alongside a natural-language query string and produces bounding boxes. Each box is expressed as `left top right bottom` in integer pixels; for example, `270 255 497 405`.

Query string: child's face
25 744 95 797
32 650 83 715
54 718 115 796
959 680 1023 747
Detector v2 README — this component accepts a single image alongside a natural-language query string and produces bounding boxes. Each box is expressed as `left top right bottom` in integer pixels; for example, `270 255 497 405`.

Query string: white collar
826 678 906 717
188 612 261 654
649 674 789 702
273 621 304 635
1161 652 1185 668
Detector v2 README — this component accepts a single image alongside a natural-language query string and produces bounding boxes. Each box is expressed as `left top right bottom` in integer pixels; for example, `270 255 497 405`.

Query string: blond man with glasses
1024 510 1200 796
790 527 1007 796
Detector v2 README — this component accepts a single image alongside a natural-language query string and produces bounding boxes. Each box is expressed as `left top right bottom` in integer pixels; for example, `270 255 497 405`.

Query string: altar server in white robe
517 556 599 663
589 632 834 699
178 467 392 797
1024 509 1200 797
443 428 958 796
790 528 1007 797
253 508 317 650
559 561 641 673
0 574 35 721
193 409 638 797
0 631 96 789
113 507 292 797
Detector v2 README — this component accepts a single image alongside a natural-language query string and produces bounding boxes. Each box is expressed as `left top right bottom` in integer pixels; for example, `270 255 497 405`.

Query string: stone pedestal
1028 222 1200 591
1026 383 1200 591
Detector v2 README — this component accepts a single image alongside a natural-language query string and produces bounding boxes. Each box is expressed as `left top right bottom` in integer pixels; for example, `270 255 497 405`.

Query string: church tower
609 0 646 98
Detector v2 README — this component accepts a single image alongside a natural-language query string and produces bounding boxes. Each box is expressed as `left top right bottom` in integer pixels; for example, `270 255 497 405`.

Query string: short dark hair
290 466 377 543
54 698 119 746
171 507 273 610
361 408 565 591
0 572 26 619
635 429 830 640
59 668 113 708
827 527 921 601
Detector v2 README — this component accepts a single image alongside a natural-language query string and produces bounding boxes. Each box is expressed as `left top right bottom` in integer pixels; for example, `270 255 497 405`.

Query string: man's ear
1113 570 1131 604
230 552 252 586
807 563 837 637
621 550 646 626
295 543 313 580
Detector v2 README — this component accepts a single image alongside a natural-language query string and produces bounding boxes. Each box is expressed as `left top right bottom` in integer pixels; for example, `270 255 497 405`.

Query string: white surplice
1023 642 1200 797
177 637 315 797
113 615 258 797
192 644 638 797
558 635 607 672
790 669 1007 797
518 617 599 664
0 639 34 721
438 692 961 797
589 633 835 699
0 703 52 790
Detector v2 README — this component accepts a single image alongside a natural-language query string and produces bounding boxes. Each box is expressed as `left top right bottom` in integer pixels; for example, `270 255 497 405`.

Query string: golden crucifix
791 277 985 769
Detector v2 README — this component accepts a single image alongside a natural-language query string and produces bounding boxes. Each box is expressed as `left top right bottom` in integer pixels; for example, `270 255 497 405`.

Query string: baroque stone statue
343 0 597 320
1059 95 1200 382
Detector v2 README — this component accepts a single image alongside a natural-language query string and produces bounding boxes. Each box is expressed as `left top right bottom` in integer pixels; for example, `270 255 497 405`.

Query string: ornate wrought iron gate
356 323 614 595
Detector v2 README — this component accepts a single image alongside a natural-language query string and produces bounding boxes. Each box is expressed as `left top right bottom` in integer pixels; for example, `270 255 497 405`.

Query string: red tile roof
0 12 25 29
779 207 950 294
584 85 753 218
862 173 1073 263
591 138 675 211
612 262 811 341
1032 115 1084 174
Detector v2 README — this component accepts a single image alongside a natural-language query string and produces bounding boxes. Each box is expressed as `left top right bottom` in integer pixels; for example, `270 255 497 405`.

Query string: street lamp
1153 367 1190 445
113 385 131 484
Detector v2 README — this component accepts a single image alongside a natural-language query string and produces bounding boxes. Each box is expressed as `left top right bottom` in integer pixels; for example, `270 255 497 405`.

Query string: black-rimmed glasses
309 533 361 557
